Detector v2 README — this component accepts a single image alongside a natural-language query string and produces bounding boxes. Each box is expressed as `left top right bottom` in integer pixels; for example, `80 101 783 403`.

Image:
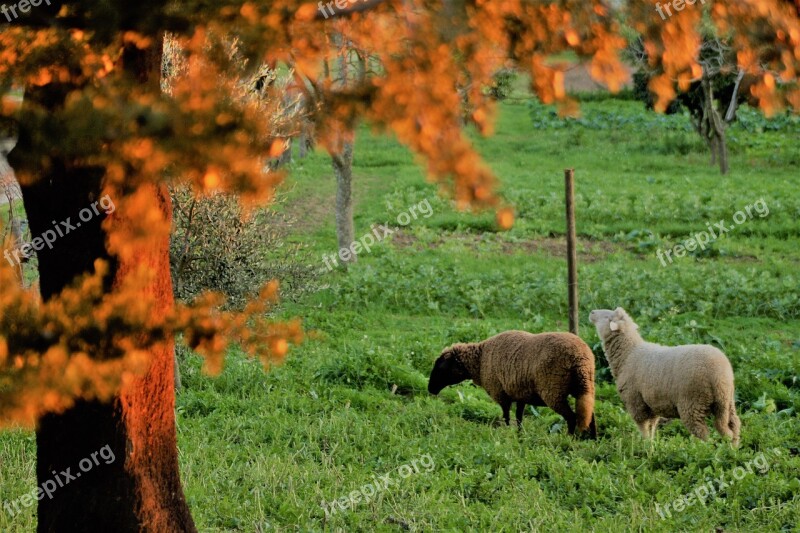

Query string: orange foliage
0 0 798 425
0 259 301 426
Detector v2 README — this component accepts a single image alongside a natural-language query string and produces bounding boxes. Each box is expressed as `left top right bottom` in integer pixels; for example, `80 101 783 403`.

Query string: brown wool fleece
433 331 596 437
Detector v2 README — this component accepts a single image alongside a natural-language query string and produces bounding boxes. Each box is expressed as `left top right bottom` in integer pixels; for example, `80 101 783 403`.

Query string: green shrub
488 69 518 101
169 186 317 309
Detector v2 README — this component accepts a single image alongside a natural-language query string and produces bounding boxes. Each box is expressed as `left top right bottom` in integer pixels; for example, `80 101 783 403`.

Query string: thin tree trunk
355 51 366 82
331 139 355 265
277 139 292 166
174 350 182 391
716 132 729 175
298 128 309 159
709 134 718 165
329 36 356 266
725 69 745 122
11 35 196 532
701 69 729 175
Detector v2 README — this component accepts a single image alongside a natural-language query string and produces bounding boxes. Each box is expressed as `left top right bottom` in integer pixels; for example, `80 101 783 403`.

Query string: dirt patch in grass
391 230 622 262
281 188 334 235
564 62 634 93
501 237 620 261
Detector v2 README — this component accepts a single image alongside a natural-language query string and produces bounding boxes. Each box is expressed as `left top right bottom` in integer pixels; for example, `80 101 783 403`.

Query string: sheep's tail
575 390 596 439
573 357 596 438
713 396 742 446
711 367 741 446
568 342 597 439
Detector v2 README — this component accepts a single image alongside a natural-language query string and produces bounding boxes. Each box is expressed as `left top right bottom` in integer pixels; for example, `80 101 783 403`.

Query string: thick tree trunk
10 36 196 532
331 139 355 265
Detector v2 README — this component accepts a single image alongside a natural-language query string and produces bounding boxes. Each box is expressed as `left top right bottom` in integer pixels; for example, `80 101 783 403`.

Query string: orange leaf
496 208 514 230
296 3 318 22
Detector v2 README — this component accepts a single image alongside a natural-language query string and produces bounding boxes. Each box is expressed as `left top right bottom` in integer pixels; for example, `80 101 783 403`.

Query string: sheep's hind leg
713 411 734 441
588 414 598 440
547 399 577 435
515 402 526 429
728 406 741 447
678 404 710 441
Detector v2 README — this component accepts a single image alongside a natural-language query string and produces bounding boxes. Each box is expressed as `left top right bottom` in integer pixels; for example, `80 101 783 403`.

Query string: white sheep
589 307 740 445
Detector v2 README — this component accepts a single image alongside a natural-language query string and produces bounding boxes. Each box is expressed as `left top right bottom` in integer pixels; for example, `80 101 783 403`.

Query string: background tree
632 36 758 174
327 34 371 268
0 0 798 530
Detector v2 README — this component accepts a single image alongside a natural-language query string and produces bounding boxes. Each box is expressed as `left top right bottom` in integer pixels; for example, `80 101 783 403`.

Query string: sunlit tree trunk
331 136 355 265
11 36 196 532
329 36 357 267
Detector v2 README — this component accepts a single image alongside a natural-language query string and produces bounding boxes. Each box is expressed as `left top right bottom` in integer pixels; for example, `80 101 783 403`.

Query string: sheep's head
428 344 471 395
589 307 638 341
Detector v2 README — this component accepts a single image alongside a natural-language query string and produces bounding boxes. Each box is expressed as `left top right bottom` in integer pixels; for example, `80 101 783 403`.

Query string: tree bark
278 139 292 166
717 133 729 175
701 69 729 175
297 129 309 159
331 139 355 266
10 35 196 532
329 38 357 267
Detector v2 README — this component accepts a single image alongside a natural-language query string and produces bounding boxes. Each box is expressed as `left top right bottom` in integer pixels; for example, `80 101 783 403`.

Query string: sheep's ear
609 320 620 331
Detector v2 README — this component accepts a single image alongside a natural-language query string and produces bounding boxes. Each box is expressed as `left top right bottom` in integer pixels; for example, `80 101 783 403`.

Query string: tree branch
725 69 745 123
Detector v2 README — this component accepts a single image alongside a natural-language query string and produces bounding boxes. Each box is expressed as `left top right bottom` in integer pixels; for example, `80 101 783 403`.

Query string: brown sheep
428 331 597 438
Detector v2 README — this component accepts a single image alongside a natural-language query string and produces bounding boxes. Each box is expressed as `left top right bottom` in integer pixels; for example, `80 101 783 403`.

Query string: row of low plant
322 247 799 322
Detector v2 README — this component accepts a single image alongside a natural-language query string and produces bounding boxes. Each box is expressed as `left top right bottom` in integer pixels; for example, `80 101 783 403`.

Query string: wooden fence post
565 169 578 335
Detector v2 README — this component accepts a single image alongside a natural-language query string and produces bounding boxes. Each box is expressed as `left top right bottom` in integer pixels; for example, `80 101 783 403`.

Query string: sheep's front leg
623 391 656 438
500 399 512 426
649 417 661 439
635 418 658 439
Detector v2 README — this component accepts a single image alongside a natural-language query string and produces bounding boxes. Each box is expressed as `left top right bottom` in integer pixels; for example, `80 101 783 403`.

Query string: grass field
1 95 799 531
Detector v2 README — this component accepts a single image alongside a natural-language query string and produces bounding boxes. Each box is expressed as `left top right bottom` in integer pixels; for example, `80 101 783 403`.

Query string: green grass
1 96 799 531
0 198 40 288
